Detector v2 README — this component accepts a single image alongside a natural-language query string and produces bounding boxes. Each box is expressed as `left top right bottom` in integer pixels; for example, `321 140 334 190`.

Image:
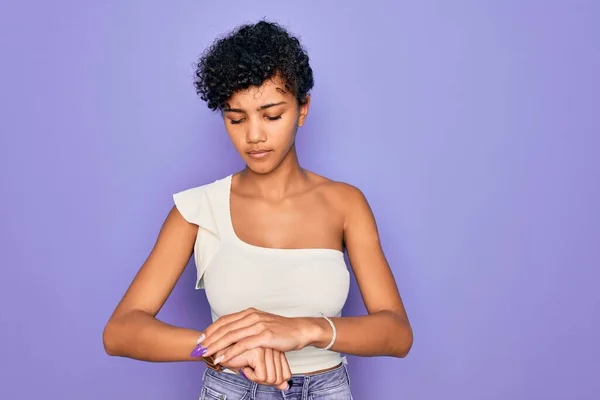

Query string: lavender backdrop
1 1 598 399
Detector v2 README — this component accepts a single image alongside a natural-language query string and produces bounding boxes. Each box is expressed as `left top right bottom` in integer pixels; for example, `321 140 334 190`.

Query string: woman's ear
298 95 311 127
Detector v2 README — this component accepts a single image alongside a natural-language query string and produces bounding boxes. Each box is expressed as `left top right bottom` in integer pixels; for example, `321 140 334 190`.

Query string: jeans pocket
308 384 353 400
200 385 228 400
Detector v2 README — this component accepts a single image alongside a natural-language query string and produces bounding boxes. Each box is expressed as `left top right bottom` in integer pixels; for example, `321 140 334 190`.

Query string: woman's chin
245 161 275 175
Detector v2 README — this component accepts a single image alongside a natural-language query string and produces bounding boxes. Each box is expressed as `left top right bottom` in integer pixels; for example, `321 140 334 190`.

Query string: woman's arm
104 204 294 388
199 184 413 362
305 184 413 357
102 206 204 362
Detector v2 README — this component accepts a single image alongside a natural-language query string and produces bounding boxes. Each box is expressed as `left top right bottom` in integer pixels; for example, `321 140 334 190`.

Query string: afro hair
194 20 314 111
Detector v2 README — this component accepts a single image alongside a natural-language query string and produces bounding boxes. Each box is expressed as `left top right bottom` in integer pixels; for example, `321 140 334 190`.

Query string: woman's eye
229 118 244 124
266 115 282 121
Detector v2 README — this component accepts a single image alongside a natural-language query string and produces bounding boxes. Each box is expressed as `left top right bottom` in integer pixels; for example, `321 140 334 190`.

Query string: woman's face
222 76 310 174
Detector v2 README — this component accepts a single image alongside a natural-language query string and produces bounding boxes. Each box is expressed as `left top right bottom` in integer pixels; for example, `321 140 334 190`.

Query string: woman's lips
247 150 271 159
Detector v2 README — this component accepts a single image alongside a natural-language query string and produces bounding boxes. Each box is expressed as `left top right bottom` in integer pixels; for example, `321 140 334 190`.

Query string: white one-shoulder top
173 174 351 374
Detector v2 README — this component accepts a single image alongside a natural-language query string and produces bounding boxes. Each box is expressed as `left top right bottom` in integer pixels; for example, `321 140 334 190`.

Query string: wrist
299 317 331 349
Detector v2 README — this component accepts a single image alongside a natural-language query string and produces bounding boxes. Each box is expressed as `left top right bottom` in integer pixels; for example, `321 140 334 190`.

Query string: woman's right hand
218 347 292 390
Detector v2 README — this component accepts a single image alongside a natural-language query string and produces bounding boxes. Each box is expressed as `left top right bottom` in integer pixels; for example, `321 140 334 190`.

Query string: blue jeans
199 362 353 400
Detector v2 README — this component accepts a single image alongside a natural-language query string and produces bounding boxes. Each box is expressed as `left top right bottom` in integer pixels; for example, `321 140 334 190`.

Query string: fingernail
214 355 224 364
190 344 207 358
239 369 247 379
196 334 205 344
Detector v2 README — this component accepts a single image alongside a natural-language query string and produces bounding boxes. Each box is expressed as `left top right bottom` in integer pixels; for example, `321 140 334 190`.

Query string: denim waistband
202 358 351 398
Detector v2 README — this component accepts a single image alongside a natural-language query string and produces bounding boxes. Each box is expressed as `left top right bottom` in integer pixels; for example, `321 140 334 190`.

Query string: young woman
103 20 413 400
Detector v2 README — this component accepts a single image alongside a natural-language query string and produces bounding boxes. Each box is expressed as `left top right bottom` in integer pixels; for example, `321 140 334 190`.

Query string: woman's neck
238 146 310 200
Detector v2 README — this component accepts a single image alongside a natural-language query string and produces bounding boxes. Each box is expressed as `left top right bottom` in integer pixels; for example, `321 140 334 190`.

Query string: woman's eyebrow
223 101 287 113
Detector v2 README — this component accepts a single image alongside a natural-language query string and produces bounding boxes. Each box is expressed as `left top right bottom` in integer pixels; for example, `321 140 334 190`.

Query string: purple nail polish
239 369 247 379
190 345 207 358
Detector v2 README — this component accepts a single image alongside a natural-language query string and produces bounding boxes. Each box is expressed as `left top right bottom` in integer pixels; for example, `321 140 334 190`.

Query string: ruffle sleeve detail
173 185 220 289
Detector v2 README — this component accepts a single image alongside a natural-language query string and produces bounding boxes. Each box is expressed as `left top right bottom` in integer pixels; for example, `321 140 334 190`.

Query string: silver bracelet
318 312 337 351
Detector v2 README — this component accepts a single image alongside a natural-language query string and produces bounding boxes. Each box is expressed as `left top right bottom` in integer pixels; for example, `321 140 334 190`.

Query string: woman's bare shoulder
307 171 366 203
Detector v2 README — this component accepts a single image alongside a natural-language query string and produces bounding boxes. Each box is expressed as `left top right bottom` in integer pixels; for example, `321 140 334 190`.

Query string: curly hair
194 20 314 111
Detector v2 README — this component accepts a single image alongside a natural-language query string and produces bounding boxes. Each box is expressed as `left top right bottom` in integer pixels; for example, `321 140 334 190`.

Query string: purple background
1 1 599 399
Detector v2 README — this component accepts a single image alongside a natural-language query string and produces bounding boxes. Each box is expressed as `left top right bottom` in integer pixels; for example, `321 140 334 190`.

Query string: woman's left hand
200 308 315 364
